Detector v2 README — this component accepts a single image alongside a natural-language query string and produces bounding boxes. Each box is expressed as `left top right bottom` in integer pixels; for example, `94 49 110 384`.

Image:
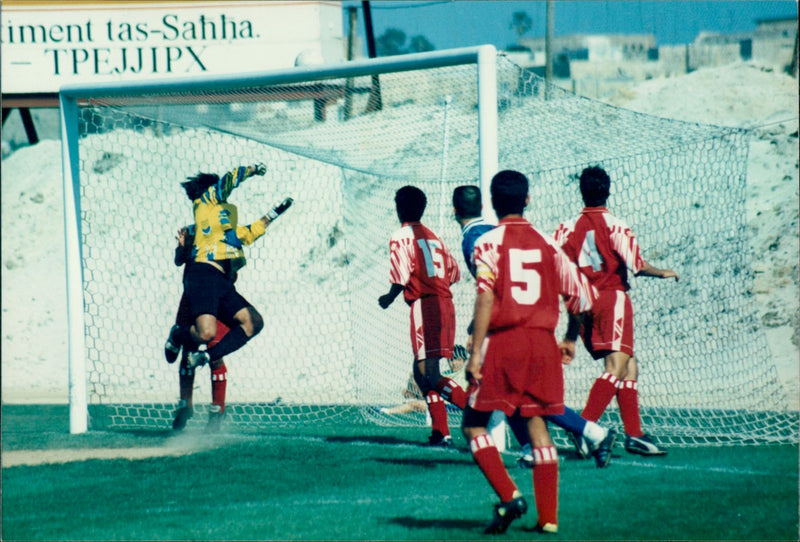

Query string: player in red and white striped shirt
554 165 678 456
379 186 466 447
462 170 597 535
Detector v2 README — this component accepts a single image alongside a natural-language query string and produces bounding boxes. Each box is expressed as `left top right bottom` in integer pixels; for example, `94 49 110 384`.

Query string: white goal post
59 45 797 446
60 45 500 434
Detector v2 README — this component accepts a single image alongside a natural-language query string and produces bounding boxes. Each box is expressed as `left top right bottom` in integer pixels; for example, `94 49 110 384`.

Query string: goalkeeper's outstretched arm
263 197 294 225
237 198 295 246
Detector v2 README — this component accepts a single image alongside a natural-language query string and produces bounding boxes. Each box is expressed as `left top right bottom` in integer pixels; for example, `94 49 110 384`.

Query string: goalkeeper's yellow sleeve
236 219 266 246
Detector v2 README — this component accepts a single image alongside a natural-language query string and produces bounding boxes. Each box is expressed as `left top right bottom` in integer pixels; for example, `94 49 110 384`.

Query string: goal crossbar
60 45 499 434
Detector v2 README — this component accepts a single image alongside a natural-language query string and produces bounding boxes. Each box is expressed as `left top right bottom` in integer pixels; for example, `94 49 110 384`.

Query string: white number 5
509 248 541 305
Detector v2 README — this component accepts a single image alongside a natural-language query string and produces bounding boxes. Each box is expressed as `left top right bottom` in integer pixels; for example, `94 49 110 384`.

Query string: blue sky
343 1 797 50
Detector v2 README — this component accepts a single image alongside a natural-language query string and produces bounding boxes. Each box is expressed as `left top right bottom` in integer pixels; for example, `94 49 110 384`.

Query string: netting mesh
70 53 798 445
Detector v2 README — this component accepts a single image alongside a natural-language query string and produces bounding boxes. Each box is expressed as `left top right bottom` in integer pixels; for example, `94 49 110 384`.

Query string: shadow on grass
115 428 175 438
324 435 426 446
372 456 473 469
386 515 486 530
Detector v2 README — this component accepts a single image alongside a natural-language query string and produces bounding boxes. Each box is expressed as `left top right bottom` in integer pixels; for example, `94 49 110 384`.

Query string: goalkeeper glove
266 197 294 221
253 162 267 176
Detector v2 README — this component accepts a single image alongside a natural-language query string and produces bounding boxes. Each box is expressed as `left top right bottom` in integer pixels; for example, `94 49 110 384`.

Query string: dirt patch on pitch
2 439 223 467
3 447 193 467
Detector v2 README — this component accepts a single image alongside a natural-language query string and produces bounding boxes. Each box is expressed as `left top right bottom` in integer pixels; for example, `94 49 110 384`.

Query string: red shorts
175 293 230 347
581 289 634 359
468 327 564 418
408 295 455 361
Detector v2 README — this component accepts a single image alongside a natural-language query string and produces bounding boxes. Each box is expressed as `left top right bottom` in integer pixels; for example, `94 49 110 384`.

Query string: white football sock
583 421 608 445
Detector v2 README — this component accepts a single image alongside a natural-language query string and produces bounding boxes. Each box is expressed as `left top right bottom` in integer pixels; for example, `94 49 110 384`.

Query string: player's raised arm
261 197 294 226
249 162 267 176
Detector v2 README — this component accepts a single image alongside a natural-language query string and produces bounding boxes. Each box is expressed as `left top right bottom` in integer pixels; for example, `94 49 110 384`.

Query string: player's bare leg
188 307 263 369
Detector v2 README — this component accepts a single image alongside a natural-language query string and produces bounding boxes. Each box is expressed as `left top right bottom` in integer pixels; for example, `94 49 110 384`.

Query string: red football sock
470 434 518 502
533 446 559 528
211 363 227 413
437 377 466 409
426 391 449 437
179 362 195 407
617 380 643 437
581 372 619 422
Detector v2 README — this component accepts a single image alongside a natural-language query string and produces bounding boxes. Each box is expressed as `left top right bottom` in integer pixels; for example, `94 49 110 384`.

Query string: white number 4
509 248 541 305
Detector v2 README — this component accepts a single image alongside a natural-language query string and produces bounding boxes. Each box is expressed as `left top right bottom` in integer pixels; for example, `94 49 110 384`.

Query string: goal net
60 46 797 446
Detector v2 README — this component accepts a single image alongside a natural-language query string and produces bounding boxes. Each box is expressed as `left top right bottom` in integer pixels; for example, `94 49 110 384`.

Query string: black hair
395 185 427 223
452 185 482 219
181 172 219 201
579 166 611 207
490 170 528 218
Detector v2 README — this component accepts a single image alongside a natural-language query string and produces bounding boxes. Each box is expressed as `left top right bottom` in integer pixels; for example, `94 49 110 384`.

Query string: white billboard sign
1 1 345 94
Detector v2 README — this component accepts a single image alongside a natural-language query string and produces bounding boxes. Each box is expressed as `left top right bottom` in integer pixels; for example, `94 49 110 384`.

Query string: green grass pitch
2 404 798 541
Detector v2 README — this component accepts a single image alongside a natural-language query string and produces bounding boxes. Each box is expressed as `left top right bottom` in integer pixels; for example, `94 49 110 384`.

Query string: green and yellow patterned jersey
191 166 265 273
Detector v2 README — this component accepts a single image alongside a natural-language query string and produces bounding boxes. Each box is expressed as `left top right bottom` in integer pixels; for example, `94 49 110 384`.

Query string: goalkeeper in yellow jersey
164 162 293 373
167 219 283 432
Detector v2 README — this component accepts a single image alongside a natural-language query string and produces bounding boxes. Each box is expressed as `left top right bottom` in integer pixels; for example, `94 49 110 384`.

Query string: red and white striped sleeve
388 228 413 285
548 236 597 314
474 227 502 294
607 215 645 274
444 244 461 285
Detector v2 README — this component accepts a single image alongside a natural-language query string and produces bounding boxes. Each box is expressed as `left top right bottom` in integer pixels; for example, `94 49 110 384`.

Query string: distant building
755 17 797 38
505 17 797 99
517 33 656 65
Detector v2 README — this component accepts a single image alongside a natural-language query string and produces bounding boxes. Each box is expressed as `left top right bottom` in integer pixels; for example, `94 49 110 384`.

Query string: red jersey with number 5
473 217 596 333
389 221 460 304
553 207 645 292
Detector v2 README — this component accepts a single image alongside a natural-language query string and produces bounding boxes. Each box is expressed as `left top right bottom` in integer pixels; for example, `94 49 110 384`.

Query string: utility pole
344 6 358 120
362 1 383 112
545 0 554 99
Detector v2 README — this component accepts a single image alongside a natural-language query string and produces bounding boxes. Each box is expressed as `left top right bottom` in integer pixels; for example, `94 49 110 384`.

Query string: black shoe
625 434 667 456
516 453 534 469
592 428 617 468
206 407 225 433
172 400 193 430
567 430 591 459
164 325 181 364
186 348 210 369
427 431 454 448
484 496 528 534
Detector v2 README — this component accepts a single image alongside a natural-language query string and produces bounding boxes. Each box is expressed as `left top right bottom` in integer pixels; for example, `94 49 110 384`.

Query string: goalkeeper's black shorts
183 262 251 328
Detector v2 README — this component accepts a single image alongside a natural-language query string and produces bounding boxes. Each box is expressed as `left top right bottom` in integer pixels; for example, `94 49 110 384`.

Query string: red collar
498 216 528 225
